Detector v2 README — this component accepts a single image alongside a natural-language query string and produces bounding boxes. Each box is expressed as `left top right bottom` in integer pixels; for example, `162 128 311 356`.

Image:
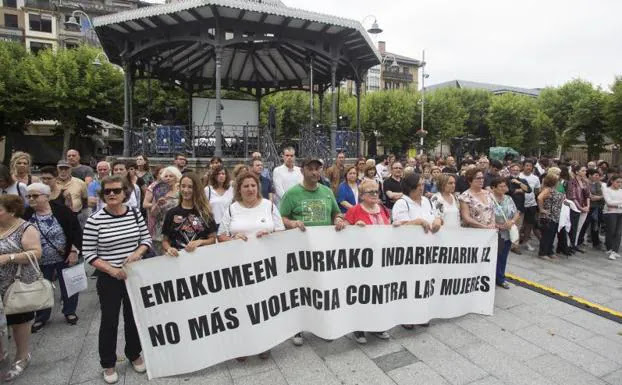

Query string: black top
259 175 273 200
23 201 83 257
383 177 403 209
162 205 217 250
506 176 532 213
456 175 469 194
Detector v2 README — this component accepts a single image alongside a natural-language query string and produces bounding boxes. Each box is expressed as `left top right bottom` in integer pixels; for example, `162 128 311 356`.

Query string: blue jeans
35 261 79 323
497 237 511 285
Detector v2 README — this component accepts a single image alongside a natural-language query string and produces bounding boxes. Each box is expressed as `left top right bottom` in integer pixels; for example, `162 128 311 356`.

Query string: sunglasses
25 194 42 199
103 188 123 196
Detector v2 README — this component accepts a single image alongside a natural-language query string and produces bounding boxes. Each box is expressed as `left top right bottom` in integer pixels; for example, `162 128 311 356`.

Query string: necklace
0 219 21 239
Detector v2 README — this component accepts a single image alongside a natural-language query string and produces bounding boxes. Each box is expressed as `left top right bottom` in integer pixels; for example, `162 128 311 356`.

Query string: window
65 42 79 49
4 14 18 28
30 41 52 54
4 0 17 8
29 14 53 33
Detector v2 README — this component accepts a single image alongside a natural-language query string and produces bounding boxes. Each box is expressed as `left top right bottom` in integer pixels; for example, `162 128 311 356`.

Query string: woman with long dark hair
162 173 217 256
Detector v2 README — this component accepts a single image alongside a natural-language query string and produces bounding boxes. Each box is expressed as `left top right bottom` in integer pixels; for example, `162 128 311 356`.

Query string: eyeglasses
103 188 123 196
363 190 379 195
25 194 42 199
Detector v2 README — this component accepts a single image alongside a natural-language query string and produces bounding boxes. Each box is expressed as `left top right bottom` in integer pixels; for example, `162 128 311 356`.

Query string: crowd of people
0 147 620 382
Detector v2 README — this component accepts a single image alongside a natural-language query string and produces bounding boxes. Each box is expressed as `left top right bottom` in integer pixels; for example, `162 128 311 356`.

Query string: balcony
24 0 53 10
0 26 24 42
382 70 414 82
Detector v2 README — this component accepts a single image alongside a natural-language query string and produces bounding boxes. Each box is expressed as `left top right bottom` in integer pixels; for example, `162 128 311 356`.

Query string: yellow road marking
505 273 622 319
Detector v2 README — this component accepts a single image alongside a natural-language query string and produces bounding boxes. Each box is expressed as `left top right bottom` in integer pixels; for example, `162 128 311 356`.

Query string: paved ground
6 245 622 385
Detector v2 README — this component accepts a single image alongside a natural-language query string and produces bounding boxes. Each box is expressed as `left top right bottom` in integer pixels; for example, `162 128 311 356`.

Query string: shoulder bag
4 251 54 315
493 196 519 244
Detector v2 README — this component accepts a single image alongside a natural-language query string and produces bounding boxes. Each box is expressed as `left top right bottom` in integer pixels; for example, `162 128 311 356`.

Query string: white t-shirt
205 186 234 224
273 165 303 202
392 195 437 223
218 199 285 237
520 172 541 208
431 193 460 228
376 163 390 180
603 187 622 214
1 182 28 206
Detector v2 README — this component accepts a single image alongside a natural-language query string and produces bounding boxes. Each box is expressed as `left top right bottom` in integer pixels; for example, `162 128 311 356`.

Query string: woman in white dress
430 174 460 228
205 165 234 226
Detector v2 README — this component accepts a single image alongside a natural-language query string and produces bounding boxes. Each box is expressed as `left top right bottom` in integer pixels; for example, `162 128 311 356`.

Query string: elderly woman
431 174 460 229
0 195 42 381
162 173 217 256
83 175 152 383
205 165 234 226
345 179 391 343
393 173 443 233
490 177 520 289
218 171 284 359
459 168 496 230
10 152 39 186
23 183 82 332
112 161 142 210
337 165 360 213
538 174 566 260
150 166 182 255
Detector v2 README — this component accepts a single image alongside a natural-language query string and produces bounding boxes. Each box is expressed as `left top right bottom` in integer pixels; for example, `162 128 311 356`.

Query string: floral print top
458 189 495 227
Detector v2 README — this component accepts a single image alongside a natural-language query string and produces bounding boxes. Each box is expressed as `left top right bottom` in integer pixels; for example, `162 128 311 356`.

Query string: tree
457 89 492 151
605 76 622 146
569 87 607 160
487 93 538 153
0 42 30 137
424 88 468 152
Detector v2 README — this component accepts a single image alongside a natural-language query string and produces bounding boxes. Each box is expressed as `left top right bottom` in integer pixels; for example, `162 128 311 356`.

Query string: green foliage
0 42 29 136
488 94 536 152
424 88 468 147
605 77 622 145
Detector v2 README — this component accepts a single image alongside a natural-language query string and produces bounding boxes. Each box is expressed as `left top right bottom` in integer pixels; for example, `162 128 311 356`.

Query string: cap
301 157 324 167
57 160 71 168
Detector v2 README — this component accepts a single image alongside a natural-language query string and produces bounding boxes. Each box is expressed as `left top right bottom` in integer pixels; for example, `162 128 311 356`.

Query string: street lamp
362 15 383 35
419 49 429 149
64 10 94 32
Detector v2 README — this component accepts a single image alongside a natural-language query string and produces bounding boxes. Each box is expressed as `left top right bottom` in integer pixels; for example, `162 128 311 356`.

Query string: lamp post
419 49 429 150
362 15 383 35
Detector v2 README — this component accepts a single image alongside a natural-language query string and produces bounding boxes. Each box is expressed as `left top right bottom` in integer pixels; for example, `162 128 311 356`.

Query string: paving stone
126 369 179 385
427 321 482 350
233 369 287 385
507 304 595 341
323 348 396 385
466 376 506 385
306 334 359 359
577 335 622 365
603 369 622 385
514 325 619 377
484 308 533 332
562 309 622 337
373 349 418 373
524 353 607 385
457 342 556 385
270 340 340 385
492 289 524 310
225 355 278 380
388 361 450 385
398 333 487 385
177 363 233 385
455 317 544 361
356 332 406 359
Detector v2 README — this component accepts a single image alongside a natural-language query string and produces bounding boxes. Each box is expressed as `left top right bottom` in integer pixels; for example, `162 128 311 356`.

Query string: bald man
67 149 94 185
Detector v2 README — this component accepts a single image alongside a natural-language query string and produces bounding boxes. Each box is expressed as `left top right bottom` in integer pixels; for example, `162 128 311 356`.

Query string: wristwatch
9 254 15 262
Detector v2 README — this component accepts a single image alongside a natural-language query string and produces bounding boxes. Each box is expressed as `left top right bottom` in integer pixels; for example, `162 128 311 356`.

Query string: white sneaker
132 358 146 373
526 243 535 252
292 333 304 346
609 252 619 260
373 331 391 340
103 369 119 384
353 332 367 344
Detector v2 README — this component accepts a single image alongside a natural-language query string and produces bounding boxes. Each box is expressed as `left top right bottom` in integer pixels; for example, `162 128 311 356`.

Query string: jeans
604 213 622 253
568 211 587 247
497 237 511 285
578 207 601 247
96 272 142 369
538 220 558 257
35 261 79 323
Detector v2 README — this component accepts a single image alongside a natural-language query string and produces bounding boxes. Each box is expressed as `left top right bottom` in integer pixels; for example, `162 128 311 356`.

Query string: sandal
65 314 79 325
4 353 31 381
31 321 45 333
401 324 415 330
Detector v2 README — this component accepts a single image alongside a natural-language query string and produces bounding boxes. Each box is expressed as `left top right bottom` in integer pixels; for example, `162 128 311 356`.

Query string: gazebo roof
93 0 381 94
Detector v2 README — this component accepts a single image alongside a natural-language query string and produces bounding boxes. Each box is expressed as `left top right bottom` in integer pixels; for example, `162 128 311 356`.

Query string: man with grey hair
88 161 111 212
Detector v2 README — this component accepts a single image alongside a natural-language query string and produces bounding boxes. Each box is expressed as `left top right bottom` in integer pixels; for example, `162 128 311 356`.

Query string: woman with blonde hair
150 166 182 254
10 152 39 186
431 174 460 228
162 173 217 256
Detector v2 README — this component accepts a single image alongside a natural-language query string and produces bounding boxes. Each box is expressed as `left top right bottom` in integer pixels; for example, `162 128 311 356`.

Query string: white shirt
376 163 390 180
603 187 622 214
520 172 541 208
218 199 285 237
273 164 303 202
1 182 27 206
392 195 436 223
431 193 460 228
205 186 234 224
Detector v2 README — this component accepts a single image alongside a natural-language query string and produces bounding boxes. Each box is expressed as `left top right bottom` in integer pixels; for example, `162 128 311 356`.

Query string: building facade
0 0 141 53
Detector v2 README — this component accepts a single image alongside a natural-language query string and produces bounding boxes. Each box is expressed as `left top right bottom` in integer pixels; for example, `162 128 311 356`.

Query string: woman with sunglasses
83 175 152 384
162 173 217 257
344 179 391 344
22 183 82 332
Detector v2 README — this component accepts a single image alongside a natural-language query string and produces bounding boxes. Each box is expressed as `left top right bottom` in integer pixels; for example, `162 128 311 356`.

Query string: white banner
125 226 498 379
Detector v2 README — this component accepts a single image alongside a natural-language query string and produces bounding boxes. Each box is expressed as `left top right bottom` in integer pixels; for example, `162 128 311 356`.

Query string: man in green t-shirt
279 157 347 346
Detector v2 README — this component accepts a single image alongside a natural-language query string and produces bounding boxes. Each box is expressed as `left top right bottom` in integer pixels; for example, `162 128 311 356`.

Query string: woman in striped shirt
82 175 152 384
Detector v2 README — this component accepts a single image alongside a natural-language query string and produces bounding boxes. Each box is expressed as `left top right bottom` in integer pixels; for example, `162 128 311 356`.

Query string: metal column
188 89 195 158
214 46 224 157
355 80 361 157
309 56 314 124
122 61 131 157
330 61 337 157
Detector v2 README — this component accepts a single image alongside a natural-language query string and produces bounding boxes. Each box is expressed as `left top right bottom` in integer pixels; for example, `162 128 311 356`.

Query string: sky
144 0 622 90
